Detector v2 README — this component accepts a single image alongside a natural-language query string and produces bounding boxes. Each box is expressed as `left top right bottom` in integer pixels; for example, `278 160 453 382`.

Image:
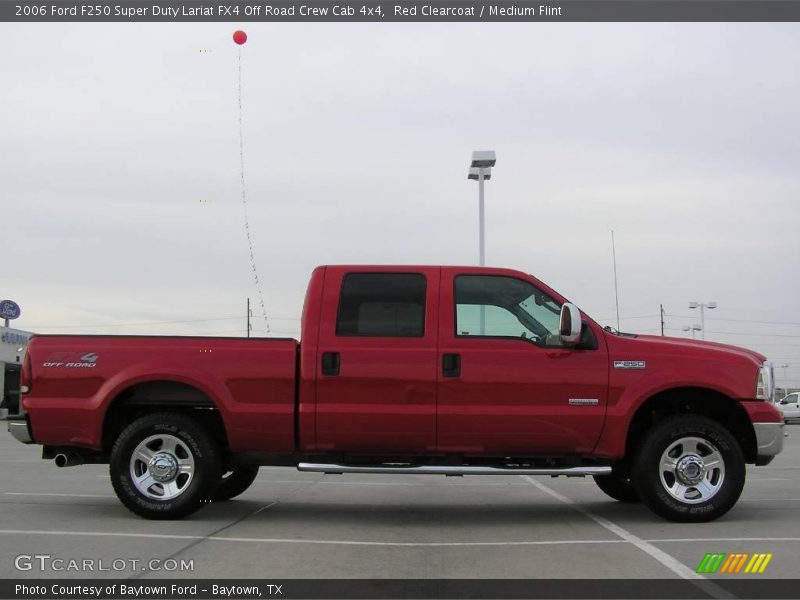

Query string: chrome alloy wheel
129 434 195 500
659 436 725 504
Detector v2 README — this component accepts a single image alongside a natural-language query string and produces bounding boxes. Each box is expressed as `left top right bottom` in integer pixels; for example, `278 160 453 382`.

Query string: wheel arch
624 386 757 465
101 380 229 452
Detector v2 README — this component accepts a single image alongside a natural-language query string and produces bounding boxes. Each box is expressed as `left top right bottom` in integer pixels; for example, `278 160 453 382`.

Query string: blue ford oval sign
0 300 21 320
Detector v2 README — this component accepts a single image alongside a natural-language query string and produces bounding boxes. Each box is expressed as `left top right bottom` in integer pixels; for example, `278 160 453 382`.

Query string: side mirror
559 303 582 346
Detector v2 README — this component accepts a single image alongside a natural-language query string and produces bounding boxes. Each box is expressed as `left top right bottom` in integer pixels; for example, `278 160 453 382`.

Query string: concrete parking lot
0 425 798 581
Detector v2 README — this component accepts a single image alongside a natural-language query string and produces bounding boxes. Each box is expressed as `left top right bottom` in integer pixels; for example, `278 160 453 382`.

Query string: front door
437 269 608 456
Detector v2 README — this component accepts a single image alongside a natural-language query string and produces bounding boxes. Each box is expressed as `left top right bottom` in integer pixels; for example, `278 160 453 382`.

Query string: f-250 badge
614 360 646 369
43 352 99 368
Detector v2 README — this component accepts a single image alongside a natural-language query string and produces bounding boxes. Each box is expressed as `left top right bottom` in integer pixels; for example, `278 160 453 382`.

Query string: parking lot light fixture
689 301 716 340
779 363 790 395
467 151 496 268
682 324 702 339
468 151 496 335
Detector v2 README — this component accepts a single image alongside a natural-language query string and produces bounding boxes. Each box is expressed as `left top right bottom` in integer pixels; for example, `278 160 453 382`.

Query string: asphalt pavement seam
131 477 320 580
520 476 735 599
3 528 800 546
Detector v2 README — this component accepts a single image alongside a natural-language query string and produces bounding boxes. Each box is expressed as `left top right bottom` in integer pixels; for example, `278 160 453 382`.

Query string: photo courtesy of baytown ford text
1 1 800 599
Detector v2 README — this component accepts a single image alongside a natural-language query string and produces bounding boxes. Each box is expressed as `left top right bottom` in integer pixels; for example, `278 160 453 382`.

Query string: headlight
756 361 775 401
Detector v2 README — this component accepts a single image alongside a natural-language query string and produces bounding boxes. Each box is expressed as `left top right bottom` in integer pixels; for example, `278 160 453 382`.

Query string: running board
297 463 612 476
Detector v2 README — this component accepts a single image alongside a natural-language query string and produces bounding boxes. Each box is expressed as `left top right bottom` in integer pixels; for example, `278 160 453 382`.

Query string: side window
781 394 798 406
336 273 426 337
454 275 562 345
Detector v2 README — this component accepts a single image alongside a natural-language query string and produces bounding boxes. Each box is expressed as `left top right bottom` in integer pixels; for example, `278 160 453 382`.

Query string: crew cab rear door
315 266 440 453
436 268 608 455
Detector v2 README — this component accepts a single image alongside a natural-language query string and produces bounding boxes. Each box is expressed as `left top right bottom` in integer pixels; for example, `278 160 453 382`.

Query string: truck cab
300 266 607 456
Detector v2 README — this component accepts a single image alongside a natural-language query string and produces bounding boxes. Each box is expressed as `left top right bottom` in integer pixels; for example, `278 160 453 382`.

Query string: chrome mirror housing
559 303 582 346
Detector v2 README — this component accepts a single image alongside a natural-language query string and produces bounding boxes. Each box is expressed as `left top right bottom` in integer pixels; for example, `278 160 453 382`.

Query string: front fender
593 364 756 459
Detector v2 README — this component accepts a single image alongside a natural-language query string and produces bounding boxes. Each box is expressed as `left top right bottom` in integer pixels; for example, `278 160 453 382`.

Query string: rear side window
336 273 426 337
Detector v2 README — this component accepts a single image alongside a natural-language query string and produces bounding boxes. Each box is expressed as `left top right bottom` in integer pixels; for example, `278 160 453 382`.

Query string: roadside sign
0 300 21 321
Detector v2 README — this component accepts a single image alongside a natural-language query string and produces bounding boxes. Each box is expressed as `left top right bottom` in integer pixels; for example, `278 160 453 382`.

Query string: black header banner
3 0 800 22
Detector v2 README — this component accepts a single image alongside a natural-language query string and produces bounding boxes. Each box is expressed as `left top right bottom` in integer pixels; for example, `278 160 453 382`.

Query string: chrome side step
297 463 611 476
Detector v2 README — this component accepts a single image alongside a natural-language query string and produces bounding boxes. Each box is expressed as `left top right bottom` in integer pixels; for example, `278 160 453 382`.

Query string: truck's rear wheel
214 465 259 501
593 472 640 503
110 412 221 519
633 415 745 523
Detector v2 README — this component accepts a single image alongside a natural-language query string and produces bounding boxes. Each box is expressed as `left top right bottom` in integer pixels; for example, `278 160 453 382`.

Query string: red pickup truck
8 265 784 522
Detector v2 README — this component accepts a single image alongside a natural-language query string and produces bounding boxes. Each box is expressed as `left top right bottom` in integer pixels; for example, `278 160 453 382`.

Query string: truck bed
23 335 299 452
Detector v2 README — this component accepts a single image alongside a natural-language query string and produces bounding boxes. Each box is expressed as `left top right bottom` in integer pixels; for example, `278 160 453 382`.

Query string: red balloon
233 30 247 45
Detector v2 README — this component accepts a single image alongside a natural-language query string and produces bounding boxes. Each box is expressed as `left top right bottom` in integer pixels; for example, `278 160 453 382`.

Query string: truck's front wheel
110 413 221 519
633 415 745 523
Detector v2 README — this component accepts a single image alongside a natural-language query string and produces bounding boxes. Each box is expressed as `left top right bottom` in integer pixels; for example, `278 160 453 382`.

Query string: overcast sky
2 22 799 386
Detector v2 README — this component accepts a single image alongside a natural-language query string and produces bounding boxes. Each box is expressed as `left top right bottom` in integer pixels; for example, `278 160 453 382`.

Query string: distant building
1 327 32 415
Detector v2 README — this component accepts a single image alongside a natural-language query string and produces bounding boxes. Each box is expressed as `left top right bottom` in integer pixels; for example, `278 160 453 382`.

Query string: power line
709 317 800 326
666 314 800 327
596 314 658 321
704 331 800 339
27 316 243 329
25 315 301 330
662 326 800 338
203 329 299 336
661 328 800 346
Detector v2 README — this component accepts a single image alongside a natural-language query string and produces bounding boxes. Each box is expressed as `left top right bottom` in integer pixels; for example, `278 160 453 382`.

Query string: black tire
633 415 745 523
110 412 221 520
594 472 640 503
213 465 260 501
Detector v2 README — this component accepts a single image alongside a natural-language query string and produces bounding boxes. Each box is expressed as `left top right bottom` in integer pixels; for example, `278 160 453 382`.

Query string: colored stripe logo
696 552 773 574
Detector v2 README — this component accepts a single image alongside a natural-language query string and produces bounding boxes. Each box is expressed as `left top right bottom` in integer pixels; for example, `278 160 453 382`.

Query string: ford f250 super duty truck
7 265 784 521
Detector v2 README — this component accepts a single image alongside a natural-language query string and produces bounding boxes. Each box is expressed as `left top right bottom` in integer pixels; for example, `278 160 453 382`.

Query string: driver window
457 304 536 337
454 275 562 345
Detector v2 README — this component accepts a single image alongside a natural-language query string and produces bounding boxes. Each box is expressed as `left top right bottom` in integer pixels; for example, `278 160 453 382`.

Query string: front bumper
7 414 34 444
753 422 784 464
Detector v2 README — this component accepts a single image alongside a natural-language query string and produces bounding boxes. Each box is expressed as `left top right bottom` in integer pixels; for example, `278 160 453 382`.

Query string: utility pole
660 304 665 336
611 230 620 331
246 297 252 338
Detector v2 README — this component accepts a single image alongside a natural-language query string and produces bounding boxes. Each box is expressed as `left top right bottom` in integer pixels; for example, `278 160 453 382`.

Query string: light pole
682 324 702 339
468 151 496 267
468 151 496 336
779 363 790 396
688 301 716 340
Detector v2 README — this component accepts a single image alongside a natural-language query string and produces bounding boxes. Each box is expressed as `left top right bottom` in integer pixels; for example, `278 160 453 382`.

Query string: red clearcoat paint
22 265 771 461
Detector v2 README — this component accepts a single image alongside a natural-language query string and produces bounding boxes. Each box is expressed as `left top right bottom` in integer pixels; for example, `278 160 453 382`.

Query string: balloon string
238 46 270 334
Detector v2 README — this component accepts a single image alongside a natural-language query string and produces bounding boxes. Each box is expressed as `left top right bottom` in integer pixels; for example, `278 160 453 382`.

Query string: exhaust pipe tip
54 453 83 468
